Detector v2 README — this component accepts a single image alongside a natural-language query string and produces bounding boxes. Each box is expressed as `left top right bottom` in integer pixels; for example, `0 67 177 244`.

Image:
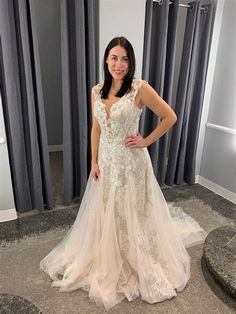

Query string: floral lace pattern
92 79 149 191
40 79 207 311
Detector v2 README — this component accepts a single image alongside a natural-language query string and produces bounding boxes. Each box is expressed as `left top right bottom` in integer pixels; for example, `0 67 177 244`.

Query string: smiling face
106 46 129 80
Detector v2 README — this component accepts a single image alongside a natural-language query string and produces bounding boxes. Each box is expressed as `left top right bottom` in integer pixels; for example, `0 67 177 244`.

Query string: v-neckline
99 93 127 122
100 94 126 109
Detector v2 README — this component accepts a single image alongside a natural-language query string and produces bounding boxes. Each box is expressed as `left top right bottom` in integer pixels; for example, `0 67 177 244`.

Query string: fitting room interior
0 0 235 313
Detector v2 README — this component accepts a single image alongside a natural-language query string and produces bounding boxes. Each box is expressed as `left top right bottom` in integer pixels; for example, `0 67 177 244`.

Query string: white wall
196 0 224 176
197 0 236 203
0 94 17 222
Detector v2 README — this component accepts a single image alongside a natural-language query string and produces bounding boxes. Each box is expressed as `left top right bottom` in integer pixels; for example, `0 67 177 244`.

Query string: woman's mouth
114 70 124 75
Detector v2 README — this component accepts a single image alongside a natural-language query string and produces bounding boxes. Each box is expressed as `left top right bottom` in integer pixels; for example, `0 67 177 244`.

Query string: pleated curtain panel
61 0 98 205
141 0 216 186
0 0 52 212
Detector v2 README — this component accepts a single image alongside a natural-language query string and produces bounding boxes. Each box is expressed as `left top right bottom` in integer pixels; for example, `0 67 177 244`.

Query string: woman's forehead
109 46 127 57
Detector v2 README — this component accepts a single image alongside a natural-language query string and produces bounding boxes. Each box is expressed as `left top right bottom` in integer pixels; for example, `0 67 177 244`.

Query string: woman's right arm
91 92 101 180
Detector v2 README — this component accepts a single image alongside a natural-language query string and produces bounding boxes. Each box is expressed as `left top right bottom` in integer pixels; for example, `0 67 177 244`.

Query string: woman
40 36 206 311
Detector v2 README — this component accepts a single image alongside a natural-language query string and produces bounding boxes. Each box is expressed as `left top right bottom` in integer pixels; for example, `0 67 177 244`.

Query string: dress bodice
92 79 150 189
92 79 144 146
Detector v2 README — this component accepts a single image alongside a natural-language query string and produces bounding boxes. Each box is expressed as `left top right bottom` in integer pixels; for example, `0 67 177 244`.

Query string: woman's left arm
125 82 177 148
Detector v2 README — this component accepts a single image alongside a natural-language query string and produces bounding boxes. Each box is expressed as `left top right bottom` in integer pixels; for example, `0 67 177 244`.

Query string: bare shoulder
139 80 155 95
139 80 164 107
133 79 152 95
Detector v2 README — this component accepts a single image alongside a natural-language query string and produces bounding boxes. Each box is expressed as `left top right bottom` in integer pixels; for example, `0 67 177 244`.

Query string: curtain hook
154 0 163 5
201 6 208 15
203 6 209 14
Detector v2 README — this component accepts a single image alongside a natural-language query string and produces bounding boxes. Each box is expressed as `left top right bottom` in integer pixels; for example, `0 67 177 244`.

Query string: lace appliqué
93 79 149 192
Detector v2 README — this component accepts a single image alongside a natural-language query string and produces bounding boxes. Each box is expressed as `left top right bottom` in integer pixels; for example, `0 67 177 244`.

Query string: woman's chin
112 74 126 80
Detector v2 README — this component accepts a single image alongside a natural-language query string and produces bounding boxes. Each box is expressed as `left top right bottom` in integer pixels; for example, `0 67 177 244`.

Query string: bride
40 36 206 311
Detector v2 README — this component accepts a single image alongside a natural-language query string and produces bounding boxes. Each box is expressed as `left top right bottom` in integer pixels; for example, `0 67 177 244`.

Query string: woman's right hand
91 162 100 181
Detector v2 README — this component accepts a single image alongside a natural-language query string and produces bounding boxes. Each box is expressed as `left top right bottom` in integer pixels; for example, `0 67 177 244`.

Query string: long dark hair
101 37 136 99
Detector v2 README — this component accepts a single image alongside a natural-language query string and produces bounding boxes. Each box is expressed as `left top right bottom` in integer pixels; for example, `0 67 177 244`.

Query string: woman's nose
116 59 123 67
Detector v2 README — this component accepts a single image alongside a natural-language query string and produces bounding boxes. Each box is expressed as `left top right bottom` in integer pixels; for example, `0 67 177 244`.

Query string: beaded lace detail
40 79 207 311
92 79 149 190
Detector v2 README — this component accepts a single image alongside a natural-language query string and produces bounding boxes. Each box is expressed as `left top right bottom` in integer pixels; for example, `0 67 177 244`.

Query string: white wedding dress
40 79 207 311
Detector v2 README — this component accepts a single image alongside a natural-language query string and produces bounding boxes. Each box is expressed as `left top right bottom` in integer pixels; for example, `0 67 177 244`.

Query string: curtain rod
153 0 208 13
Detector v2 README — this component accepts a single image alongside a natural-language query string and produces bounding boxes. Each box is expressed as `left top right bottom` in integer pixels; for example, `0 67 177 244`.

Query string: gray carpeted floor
0 152 235 313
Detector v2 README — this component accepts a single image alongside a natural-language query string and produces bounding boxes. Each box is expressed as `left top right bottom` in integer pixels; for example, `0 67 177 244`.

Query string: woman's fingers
125 134 138 145
126 141 137 148
125 139 135 145
95 170 99 180
126 134 137 140
92 167 100 181
125 133 145 148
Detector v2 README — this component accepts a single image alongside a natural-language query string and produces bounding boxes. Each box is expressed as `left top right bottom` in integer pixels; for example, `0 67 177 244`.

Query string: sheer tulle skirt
40 166 206 311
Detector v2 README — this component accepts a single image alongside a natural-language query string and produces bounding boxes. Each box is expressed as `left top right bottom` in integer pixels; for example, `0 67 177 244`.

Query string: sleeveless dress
40 79 207 311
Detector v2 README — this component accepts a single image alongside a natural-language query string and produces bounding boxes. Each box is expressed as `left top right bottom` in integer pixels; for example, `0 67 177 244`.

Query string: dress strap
91 83 103 100
129 79 148 99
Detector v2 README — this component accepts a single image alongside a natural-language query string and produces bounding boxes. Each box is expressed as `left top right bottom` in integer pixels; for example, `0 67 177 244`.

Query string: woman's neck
111 78 123 91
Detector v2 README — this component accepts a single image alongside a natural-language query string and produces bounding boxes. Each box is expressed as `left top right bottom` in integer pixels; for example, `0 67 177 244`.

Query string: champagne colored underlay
40 79 207 311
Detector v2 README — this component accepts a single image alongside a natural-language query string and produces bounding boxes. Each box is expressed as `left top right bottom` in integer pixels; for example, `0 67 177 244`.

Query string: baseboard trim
48 145 63 152
0 208 17 222
195 175 236 204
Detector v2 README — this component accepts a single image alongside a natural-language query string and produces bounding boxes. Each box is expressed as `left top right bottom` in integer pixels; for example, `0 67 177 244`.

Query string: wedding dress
40 79 207 311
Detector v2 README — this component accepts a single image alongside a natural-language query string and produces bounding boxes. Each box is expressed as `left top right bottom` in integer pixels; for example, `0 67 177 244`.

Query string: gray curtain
141 0 216 186
61 0 98 204
0 0 53 212
140 0 179 185
166 0 216 185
